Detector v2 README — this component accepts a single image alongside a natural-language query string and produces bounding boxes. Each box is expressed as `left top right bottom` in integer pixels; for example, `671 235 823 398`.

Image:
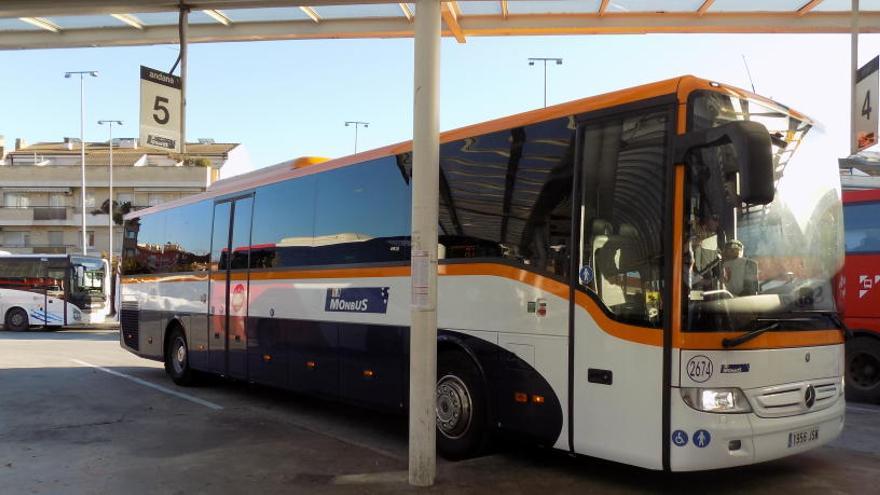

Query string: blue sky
1 33 878 174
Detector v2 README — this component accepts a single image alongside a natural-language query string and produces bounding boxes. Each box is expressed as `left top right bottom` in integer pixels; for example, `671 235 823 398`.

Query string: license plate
787 427 819 448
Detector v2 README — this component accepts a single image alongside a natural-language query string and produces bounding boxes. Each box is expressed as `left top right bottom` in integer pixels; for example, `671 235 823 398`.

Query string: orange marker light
514 392 528 403
263 354 272 362
306 360 317 369
363 369 375 378
531 395 545 404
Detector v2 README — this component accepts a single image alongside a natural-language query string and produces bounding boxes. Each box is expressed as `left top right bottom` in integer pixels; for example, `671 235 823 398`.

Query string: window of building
3 192 30 208
577 109 669 328
48 231 64 247
147 194 164 207
87 231 95 248
3 231 31 247
48 193 66 208
84 192 97 208
116 192 134 206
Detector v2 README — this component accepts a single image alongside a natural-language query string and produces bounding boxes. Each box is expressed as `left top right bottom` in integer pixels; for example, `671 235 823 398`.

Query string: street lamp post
344 121 369 154
527 57 562 108
98 120 123 267
65 70 99 255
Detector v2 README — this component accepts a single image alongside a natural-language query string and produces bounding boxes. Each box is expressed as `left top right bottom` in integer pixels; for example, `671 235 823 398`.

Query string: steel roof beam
0 1 397 19
441 1 466 43
111 13 145 29
2 12 879 50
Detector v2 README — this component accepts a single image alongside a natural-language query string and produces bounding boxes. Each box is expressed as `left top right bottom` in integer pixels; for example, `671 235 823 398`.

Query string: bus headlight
680 387 752 414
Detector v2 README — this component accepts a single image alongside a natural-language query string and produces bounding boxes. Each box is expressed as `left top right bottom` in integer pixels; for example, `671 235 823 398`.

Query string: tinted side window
250 175 316 268
164 201 212 273
844 201 880 253
577 110 669 327
123 211 167 275
312 157 411 265
434 118 575 279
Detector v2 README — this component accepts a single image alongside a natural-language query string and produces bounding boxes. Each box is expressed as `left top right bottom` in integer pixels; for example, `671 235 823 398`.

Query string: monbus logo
324 287 390 314
859 274 880 299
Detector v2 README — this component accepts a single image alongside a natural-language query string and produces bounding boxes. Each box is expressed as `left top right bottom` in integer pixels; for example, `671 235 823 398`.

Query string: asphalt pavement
1 329 878 494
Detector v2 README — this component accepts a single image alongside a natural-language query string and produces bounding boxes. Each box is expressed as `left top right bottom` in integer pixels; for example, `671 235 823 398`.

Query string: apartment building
0 136 249 256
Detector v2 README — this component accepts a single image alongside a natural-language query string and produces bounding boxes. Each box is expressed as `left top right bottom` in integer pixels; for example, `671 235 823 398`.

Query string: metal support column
408 0 441 487
179 7 188 154
852 0 860 155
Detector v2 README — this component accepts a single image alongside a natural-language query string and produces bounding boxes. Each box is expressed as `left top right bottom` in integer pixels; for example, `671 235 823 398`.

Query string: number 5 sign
855 56 879 153
139 66 181 152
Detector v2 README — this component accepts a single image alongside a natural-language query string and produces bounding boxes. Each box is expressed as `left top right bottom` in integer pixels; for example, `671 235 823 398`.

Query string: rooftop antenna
741 54 757 94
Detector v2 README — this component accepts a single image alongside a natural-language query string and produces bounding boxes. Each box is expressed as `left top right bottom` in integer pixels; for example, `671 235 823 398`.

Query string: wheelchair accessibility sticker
672 430 688 447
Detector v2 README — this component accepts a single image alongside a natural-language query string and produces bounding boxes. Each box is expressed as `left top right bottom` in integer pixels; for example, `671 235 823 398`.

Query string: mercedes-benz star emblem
804 385 817 409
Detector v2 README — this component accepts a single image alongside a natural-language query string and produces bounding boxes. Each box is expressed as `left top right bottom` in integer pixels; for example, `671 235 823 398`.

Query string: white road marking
332 470 408 485
70 359 223 411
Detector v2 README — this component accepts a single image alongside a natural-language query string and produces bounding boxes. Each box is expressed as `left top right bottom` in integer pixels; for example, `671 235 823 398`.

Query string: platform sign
139 66 181 152
855 56 879 152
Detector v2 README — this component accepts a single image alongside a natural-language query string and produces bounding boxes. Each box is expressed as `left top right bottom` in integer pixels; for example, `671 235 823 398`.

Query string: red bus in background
841 188 880 403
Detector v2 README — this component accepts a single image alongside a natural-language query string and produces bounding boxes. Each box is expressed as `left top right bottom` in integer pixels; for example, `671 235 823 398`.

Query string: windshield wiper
722 322 780 348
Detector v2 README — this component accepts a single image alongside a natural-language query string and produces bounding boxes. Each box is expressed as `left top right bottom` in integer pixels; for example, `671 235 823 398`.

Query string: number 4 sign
139 66 182 152
855 56 879 153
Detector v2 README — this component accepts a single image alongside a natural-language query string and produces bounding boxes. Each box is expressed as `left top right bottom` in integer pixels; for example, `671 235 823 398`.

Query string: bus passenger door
570 108 671 470
226 196 253 380
208 201 232 375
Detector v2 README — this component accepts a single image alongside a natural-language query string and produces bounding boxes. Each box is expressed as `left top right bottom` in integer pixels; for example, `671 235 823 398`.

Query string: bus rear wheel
436 352 489 460
846 337 880 403
165 328 195 386
4 308 29 332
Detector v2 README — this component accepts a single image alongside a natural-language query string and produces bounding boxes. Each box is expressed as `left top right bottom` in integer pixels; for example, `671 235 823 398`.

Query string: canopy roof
1 1 878 50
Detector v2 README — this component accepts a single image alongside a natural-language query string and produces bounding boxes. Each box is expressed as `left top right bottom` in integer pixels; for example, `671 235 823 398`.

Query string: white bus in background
0 254 113 331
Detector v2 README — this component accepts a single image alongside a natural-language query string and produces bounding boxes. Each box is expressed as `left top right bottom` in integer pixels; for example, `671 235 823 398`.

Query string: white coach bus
0 254 112 330
120 76 846 471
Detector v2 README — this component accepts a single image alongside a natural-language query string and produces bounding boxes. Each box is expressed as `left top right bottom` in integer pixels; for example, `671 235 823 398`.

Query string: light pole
98 120 122 267
65 70 99 255
344 121 369 154
527 57 562 108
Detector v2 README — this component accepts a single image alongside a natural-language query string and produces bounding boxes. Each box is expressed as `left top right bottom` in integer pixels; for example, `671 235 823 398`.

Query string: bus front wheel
165 328 195 386
436 352 489 460
846 337 880 403
4 308 29 332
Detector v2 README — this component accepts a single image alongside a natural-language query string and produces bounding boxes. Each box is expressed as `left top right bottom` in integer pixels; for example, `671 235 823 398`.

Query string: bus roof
127 75 809 221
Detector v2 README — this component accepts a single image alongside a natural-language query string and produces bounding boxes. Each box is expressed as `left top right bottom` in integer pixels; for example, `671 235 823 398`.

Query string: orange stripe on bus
671 166 685 344
124 262 842 349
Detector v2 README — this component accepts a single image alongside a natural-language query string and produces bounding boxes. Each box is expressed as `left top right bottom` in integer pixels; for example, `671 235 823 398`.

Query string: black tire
846 336 880 403
436 351 489 460
4 308 29 332
165 328 196 386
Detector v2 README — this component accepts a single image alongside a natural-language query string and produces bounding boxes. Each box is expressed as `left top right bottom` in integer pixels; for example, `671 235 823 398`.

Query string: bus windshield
684 91 844 332
70 256 107 298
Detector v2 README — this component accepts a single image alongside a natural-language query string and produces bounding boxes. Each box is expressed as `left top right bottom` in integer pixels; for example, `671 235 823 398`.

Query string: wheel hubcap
173 339 187 374
436 375 472 440
850 352 880 388
11 313 24 326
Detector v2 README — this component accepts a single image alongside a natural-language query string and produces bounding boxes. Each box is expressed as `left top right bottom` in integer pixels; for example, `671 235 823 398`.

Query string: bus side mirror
675 121 774 205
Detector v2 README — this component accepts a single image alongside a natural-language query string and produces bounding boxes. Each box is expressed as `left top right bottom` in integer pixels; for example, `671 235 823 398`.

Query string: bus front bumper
669 390 845 471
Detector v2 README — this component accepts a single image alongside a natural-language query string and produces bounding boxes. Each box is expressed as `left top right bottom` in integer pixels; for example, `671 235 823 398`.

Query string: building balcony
0 244 77 255
0 206 125 227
